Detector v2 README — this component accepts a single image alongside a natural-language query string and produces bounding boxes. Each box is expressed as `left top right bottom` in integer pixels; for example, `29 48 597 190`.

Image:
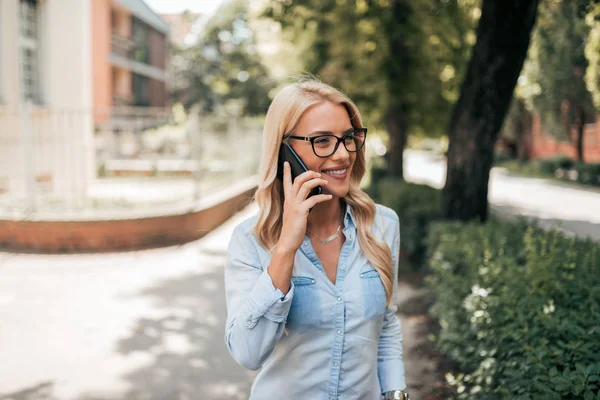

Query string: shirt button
334 361 338 366
303 241 308 247
311 279 315 284
341 264 346 269
360 273 364 278
337 329 342 334
337 297 342 302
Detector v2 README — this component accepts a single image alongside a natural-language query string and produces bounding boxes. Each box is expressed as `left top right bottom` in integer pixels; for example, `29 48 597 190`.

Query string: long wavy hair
253 80 394 305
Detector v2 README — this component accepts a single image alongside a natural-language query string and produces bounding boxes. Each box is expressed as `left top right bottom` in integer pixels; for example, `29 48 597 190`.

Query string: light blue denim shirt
224 203 406 400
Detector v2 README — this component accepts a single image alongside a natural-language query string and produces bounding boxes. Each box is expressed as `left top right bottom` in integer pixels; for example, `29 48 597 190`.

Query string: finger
282 162 292 199
304 194 334 209
296 178 328 202
292 170 321 197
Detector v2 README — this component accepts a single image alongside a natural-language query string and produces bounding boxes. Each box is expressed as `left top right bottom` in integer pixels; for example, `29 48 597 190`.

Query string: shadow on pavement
111 261 256 400
0 256 255 400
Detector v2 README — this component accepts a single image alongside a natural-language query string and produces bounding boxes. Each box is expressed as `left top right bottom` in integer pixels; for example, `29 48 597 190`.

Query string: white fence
0 105 263 220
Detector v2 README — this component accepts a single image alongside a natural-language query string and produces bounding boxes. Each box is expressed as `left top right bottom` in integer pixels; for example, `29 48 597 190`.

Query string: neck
306 197 344 236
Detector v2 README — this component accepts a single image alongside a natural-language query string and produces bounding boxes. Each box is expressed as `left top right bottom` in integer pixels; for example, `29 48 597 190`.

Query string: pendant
320 232 339 244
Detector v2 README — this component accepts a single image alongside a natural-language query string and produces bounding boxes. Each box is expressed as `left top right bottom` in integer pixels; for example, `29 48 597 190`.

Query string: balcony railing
112 94 133 107
111 32 134 58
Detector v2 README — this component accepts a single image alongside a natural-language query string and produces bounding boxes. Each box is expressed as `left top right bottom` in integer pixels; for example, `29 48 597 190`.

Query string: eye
314 136 333 145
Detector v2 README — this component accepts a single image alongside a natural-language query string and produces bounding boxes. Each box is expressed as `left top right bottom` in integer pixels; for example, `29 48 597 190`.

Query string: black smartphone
277 143 323 199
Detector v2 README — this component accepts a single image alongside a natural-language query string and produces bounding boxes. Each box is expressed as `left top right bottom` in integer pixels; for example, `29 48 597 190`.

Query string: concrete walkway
0 205 259 400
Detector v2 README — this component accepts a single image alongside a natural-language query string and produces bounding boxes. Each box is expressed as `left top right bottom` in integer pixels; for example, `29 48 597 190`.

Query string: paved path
0 205 259 400
404 149 600 241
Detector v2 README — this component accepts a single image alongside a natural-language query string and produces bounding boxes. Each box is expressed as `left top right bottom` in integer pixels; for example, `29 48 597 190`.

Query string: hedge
426 220 600 399
374 178 442 270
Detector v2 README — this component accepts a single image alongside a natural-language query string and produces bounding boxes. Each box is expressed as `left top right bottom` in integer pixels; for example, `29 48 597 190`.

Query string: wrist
273 243 297 258
381 389 409 400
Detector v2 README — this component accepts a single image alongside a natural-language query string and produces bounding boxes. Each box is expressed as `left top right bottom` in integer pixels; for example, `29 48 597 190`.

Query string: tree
525 0 595 162
170 0 273 115
263 0 478 179
442 0 540 222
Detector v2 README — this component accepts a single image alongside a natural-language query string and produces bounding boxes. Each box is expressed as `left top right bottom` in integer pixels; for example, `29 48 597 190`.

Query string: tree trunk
516 101 532 162
385 102 408 179
576 108 585 162
383 0 411 180
442 0 540 222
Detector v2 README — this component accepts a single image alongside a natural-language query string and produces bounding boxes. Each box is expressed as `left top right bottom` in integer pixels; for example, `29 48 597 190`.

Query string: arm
377 217 407 391
224 225 295 371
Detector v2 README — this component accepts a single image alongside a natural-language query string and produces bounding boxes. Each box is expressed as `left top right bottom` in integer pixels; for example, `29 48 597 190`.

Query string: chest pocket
360 266 387 319
286 276 322 332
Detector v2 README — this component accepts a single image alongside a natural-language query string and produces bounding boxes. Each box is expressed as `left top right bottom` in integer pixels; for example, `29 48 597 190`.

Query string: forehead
295 102 352 134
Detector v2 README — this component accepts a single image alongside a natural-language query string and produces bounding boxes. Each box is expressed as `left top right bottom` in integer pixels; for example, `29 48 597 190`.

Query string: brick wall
0 186 256 253
529 114 600 162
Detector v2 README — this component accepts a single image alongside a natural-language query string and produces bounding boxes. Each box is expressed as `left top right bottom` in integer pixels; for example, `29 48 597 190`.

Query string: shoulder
232 214 259 237
375 203 399 225
372 203 400 242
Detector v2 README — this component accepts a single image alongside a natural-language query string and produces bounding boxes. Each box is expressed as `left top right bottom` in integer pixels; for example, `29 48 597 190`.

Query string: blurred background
0 0 599 399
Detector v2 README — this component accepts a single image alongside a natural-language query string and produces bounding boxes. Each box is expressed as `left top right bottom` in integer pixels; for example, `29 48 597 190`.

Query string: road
404 149 600 241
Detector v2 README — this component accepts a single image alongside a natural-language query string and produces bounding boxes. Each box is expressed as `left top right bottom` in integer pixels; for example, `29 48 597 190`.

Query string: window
131 18 150 64
19 0 40 103
132 73 149 107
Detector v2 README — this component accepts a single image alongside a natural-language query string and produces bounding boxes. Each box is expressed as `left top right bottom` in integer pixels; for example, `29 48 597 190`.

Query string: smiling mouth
321 168 348 176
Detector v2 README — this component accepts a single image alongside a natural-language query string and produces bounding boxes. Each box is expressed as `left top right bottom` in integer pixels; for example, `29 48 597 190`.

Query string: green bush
537 155 575 176
426 220 600 399
574 162 600 186
493 149 514 165
376 178 442 268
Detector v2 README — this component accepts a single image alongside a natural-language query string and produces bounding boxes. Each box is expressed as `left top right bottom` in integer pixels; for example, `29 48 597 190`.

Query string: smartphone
277 143 323 199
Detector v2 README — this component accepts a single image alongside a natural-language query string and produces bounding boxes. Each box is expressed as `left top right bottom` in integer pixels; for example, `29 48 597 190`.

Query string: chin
323 185 350 198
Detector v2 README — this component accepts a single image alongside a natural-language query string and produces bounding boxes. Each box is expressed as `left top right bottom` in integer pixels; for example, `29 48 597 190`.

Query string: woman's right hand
276 161 333 254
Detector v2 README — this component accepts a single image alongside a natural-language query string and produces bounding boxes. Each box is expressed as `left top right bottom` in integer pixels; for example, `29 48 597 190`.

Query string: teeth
323 169 347 175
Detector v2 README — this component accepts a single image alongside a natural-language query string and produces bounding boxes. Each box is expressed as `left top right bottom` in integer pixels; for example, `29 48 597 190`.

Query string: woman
224 80 408 400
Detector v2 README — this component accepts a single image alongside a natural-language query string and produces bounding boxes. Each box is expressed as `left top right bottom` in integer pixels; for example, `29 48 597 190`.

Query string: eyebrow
307 127 355 137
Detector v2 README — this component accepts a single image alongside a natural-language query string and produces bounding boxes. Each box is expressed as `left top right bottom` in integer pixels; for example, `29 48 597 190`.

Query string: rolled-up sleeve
224 224 294 371
377 216 407 391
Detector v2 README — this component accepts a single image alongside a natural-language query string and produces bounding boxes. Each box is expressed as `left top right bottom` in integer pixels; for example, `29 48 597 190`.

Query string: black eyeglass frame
283 128 368 158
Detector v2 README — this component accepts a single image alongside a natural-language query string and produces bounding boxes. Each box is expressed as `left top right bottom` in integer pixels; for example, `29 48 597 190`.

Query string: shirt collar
343 201 357 230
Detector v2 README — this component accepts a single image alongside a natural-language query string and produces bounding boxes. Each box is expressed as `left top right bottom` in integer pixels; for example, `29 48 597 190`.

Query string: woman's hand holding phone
276 161 332 254
267 162 332 295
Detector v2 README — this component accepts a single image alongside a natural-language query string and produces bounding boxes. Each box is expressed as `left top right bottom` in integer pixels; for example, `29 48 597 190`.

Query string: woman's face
289 101 357 198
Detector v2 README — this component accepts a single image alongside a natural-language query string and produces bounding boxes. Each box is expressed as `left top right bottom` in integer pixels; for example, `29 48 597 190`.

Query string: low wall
0 178 257 253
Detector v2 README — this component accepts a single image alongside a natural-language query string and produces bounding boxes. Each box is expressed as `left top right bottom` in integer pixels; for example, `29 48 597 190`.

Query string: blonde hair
253 79 394 305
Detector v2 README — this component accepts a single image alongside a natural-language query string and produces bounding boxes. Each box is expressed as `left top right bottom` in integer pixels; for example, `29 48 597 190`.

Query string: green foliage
538 154 576 175
170 0 273 115
574 162 600 184
262 0 478 135
585 4 600 110
374 178 442 268
522 0 596 138
426 220 600 398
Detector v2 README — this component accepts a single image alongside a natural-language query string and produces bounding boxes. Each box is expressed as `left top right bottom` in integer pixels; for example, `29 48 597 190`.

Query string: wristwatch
381 389 410 400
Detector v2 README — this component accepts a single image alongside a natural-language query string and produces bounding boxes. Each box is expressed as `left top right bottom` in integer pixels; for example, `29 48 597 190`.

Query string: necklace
307 224 342 245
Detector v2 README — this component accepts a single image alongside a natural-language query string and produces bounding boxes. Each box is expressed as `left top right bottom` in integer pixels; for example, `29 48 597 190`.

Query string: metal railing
0 104 263 220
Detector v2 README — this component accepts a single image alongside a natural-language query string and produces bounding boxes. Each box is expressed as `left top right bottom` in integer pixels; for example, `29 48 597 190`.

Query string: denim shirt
224 203 406 400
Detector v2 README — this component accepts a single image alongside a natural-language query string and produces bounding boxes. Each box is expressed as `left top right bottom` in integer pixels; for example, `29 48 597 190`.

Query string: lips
321 167 349 179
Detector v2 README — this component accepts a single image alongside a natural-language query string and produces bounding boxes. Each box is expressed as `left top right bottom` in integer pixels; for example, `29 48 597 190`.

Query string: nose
331 141 351 160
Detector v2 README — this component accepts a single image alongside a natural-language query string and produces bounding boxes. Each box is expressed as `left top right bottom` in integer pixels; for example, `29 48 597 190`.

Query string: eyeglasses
284 128 367 158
